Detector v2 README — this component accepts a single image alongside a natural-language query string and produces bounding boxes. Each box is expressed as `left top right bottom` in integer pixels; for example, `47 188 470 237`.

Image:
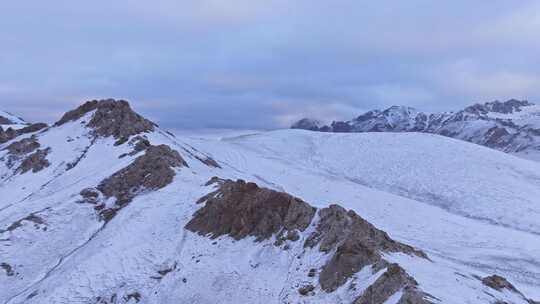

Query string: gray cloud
1 1 540 129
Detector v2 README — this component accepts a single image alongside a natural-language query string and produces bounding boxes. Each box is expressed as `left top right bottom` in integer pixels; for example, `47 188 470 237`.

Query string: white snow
1 123 539 303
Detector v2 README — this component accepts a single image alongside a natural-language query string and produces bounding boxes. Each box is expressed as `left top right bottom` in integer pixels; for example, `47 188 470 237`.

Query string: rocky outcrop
304 204 427 292
481 275 540 304
354 264 432 304
4 137 40 155
482 275 518 292
0 262 15 276
55 99 155 140
186 179 431 303
185 179 316 241
118 136 151 158
0 136 51 174
0 110 25 125
0 123 47 144
16 148 51 174
91 144 187 221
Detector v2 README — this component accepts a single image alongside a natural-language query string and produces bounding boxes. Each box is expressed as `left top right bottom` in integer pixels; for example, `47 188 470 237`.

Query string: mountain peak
464 99 533 115
55 99 156 139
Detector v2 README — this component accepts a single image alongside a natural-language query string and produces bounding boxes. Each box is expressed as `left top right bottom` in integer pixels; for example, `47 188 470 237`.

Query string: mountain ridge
292 99 540 160
1 99 539 303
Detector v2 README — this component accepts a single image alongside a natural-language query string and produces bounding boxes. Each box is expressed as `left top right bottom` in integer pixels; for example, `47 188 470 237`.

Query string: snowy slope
0 110 26 125
1 100 539 304
186 129 540 299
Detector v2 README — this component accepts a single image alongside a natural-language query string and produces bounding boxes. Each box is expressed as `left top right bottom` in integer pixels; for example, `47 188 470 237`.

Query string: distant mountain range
292 99 540 160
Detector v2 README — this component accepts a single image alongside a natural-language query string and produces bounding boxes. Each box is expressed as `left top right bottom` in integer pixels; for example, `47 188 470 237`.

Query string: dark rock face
118 136 151 159
1 262 15 276
187 179 430 303
291 118 324 131
354 264 432 304
298 284 315 296
482 275 518 292
1 137 50 173
331 121 353 133
17 148 51 174
4 137 40 155
19 123 48 134
0 123 47 144
55 99 155 139
0 116 13 124
93 145 186 221
304 204 427 292
185 179 316 241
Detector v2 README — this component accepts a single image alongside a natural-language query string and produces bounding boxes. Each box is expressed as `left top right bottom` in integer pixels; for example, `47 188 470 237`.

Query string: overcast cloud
1 1 540 129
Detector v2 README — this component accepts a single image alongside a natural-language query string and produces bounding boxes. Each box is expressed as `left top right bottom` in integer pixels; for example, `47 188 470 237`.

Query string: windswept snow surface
1 122 539 303
185 129 540 299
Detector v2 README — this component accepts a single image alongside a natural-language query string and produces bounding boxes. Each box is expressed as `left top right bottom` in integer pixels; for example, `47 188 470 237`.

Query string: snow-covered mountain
0 110 26 126
1 99 539 304
291 99 540 160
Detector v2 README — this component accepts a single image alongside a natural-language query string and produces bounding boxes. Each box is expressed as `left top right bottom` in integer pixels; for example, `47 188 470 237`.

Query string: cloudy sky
2 1 540 129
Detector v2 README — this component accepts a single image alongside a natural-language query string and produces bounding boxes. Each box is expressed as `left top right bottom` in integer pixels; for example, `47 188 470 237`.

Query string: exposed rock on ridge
85 144 187 221
17 148 51 174
304 204 427 292
55 99 155 140
186 178 432 304
186 179 316 241
1 136 51 174
0 123 47 144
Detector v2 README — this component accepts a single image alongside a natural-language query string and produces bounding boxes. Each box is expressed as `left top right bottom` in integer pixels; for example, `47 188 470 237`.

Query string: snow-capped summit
291 99 540 160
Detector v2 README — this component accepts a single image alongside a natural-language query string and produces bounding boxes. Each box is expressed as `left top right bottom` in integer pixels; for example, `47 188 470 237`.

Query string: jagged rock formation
0 123 47 144
17 148 51 174
89 144 187 221
186 179 317 241
1 136 51 174
4 137 40 156
291 99 540 157
55 99 155 140
304 204 427 292
482 275 519 292
186 178 432 304
354 263 431 304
